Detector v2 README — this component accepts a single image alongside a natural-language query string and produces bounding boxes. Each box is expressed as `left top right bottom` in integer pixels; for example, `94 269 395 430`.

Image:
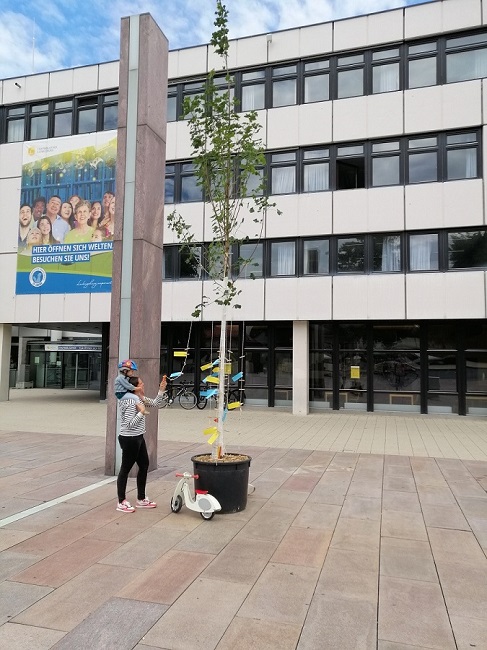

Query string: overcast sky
1 0 434 79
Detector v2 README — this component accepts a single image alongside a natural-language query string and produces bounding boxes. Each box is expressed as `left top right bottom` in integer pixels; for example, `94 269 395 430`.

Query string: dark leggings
117 434 149 502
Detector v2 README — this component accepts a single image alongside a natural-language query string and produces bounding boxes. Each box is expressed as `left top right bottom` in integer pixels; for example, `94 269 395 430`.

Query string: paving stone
0 580 52 625
0 529 34 552
317 548 378 602
416 485 457 506
0 550 39 581
297 593 376 650
428 527 486 566
436 561 487 621
12 563 141 632
238 562 319 626
449 479 487 498
382 490 421 513
143 578 250 650
239 504 300 542
381 510 428 541
421 504 470 530
7 519 104 558
379 576 456 649
99 526 186 569
175 519 244 555
378 642 436 650
216 616 301 650
202 535 277 584
382 476 416 492
292 502 341 530
449 614 487 650
3 502 90 533
380 537 438 583
117 549 214 604
341 496 382 521
271 526 332 567
468 516 487 549
456 495 487 519
330 517 381 552
51 597 167 650
346 480 383 499
0 622 65 649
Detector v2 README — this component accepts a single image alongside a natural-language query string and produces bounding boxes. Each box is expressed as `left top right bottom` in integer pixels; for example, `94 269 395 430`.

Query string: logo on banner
29 267 47 288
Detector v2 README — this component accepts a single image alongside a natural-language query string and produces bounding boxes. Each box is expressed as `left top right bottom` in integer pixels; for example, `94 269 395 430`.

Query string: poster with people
16 131 117 294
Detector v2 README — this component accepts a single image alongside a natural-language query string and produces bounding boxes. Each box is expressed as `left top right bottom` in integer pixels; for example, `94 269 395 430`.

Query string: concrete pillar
105 13 168 475
0 324 12 401
293 320 309 415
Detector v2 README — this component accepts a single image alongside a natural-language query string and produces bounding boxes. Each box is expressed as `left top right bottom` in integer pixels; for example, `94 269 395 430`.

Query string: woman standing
89 200 102 229
60 201 75 230
64 201 94 244
37 216 56 245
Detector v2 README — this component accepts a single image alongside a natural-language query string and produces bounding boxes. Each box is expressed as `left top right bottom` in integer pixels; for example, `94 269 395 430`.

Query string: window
372 141 400 187
408 136 438 183
446 32 487 82
164 165 175 203
271 151 296 194
446 132 477 180
373 234 401 272
272 65 297 107
270 241 296 276
240 69 266 111
180 245 202 279
372 48 400 93
448 231 487 269
53 100 73 137
336 145 365 189
180 163 203 202
408 42 437 88
182 80 205 118
303 149 329 192
77 96 98 134
163 246 177 279
6 106 25 142
409 233 438 271
167 88 178 121
337 53 364 99
29 103 49 140
303 239 329 274
239 242 263 278
304 60 329 102
102 93 118 130
337 237 365 272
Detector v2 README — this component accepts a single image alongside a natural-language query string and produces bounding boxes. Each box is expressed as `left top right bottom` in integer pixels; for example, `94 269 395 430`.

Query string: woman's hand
136 402 147 416
159 376 167 392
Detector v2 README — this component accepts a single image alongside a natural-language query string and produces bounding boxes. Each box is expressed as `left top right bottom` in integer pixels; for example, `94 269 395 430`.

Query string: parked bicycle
161 379 198 410
196 383 246 410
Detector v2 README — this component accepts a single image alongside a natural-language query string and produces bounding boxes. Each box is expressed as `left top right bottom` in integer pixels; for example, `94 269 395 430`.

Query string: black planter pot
191 453 251 514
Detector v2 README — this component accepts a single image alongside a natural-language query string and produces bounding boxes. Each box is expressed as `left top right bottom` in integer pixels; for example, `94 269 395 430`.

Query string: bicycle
161 379 197 410
196 383 246 410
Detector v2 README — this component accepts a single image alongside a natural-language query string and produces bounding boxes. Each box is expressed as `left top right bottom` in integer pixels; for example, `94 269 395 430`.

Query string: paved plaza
0 389 486 649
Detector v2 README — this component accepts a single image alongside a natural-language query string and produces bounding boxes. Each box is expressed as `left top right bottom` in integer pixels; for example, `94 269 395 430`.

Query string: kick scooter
170 472 221 520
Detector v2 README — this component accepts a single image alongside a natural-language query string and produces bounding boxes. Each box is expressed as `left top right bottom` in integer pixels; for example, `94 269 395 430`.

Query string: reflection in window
239 242 263 278
270 241 296 276
447 49 487 82
446 133 478 180
372 50 400 93
181 164 203 202
179 246 202 279
337 237 365 273
373 234 401 272
272 65 297 107
303 239 329 274
372 141 400 186
408 42 437 88
303 149 329 192
409 233 438 271
337 54 364 98
78 108 97 134
241 69 266 111
30 115 48 140
448 231 487 269
304 60 329 102
408 137 438 183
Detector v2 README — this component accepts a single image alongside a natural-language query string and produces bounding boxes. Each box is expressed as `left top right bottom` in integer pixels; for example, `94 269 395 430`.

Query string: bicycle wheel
196 395 208 410
179 390 197 409
228 389 244 405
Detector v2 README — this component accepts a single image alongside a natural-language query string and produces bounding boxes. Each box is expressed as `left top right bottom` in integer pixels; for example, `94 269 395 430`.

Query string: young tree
167 0 279 460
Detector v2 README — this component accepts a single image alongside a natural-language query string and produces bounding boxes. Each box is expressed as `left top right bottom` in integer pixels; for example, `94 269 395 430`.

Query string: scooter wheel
171 495 182 513
200 511 214 520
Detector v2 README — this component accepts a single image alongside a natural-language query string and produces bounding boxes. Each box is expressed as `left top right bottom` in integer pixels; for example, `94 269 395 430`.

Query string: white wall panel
164 202 204 244
98 62 119 90
332 276 368 320
367 186 405 233
208 39 237 71
296 277 332 320
404 86 443 134
165 122 177 160
367 9 403 46
404 0 443 39
0 177 22 253
443 180 484 229
265 278 298 320
0 253 17 323
265 194 299 238
14 294 40 322
442 81 482 130
0 81 3 104
204 279 265 321
89 293 111 321
333 189 368 234
162 281 202 321
233 202 272 241
0 142 23 179
49 69 74 97
334 16 368 52
298 102 332 146
443 0 482 33
64 293 90 322
72 66 99 94
405 184 443 231
367 92 403 139
172 121 193 160
25 74 49 101
3 78 26 104
267 106 299 149
234 36 268 68
268 29 300 63
39 294 65 322
172 46 208 78
297 193 332 237
299 23 333 57
367 275 406 319
333 96 368 142
406 272 485 319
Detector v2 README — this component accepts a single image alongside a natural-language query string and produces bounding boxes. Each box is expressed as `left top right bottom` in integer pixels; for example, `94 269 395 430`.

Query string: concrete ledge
15 382 34 389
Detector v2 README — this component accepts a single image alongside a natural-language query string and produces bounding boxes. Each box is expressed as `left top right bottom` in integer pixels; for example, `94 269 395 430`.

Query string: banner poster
16 131 117 294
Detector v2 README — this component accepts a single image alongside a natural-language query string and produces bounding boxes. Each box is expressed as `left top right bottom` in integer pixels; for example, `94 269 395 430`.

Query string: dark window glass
373 234 401 272
270 241 296 276
304 60 329 103
181 174 203 202
409 233 438 271
310 323 333 350
337 237 365 272
164 177 175 203
303 239 329 274
273 79 296 107
163 246 176 279
337 68 363 98
372 156 400 186
245 325 269 347
30 115 48 140
447 148 477 179
408 136 438 183
55 100 72 109
275 325 293 347
374 352 421 391
466 352 487 392
54 112 72 137
448 231 487 269
180 246 202 278
167 95 177 121
78 108 97 134
239 242 263 278
373 325 420 350
336 145 365 189
103 105 118 130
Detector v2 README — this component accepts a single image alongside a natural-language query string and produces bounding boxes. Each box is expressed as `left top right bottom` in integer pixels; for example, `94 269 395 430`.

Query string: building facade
1 0 487 415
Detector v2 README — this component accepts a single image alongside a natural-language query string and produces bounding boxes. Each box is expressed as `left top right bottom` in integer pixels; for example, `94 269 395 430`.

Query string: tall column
293 320 309 415
0 324 12 401
105 14 168 474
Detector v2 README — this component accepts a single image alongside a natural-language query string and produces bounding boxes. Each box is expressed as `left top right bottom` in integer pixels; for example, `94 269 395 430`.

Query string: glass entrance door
63 352 91 389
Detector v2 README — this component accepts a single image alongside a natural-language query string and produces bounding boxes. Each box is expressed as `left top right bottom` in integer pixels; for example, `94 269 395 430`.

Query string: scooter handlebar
175 473 199 479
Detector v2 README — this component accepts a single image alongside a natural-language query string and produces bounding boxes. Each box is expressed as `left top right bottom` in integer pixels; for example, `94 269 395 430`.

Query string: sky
0 0 434 80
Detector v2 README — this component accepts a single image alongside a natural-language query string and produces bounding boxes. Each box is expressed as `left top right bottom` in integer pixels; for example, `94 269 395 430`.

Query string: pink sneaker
117 499 135 513
136 498 157 508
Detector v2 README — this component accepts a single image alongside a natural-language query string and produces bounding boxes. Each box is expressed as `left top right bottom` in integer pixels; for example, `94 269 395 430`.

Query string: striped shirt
119 391 166 437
